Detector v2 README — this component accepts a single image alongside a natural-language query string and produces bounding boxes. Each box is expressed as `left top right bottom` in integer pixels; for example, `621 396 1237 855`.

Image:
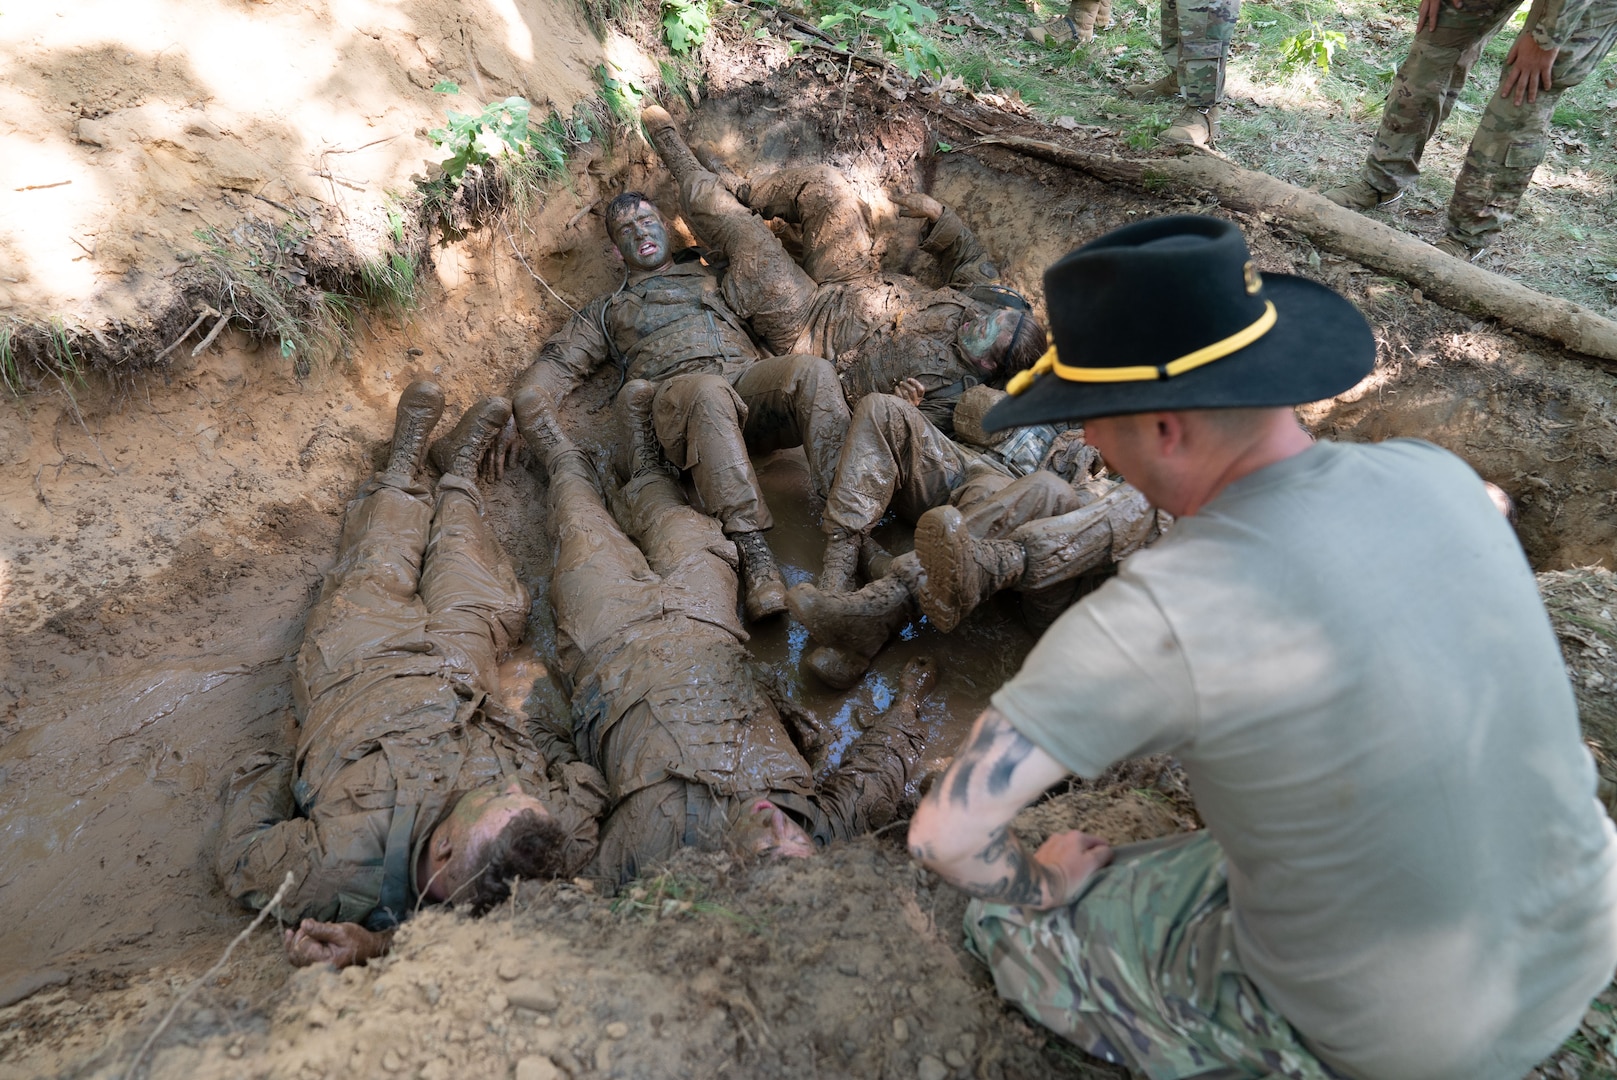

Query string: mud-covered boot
513 386 572 473
735 530 788 622
615 378 670 482
1095 0 1113 30
432 396 513 479
860 535 894 582
788 575 916 690
1161 104 1218 149
818 531 862 595
383 380 446 481
1123 71 1179 100
914 505 1026 633
1025 0 1102 43
641 105 702 188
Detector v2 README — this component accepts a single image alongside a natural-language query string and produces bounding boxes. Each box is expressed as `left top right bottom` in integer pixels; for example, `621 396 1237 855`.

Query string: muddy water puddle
746 449 1037 771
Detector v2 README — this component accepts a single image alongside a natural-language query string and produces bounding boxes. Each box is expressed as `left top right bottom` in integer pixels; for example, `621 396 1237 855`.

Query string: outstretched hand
283 919 392 969
477 415 522 482
892 191 945 223
1499 33 1557 105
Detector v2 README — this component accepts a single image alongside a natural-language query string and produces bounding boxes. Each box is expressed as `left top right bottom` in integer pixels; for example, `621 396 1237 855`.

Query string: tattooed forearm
955 826 1061 906
985 729 1035 796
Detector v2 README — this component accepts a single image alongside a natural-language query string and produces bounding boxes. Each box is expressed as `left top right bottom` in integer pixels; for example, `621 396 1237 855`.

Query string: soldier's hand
283 919 390 969
1500 33 1557 105
1032 830 1113 907
1416 0 1460 34
481 415 521 482
1040 429 1100 482
893 377 927 406
892 191 945 223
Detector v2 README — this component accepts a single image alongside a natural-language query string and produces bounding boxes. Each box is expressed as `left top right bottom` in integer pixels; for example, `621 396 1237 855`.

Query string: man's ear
1155 412 1186 457
430 827 454 863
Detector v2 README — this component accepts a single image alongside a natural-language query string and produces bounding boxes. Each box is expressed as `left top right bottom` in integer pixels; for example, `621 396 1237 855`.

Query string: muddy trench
4 68 1617 1076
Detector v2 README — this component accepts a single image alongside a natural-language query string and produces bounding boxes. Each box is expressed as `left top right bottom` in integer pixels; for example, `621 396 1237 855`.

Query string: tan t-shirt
993 439 1617 1080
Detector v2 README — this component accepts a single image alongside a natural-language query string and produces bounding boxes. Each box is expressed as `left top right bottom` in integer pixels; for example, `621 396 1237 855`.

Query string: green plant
1278 23 1346 73
0 322 17 396
360 205 418 312
45 317 83 387
597 66 647 125
609 874 768 932
662 0 711 54
815 0 947 79
427 86 536 181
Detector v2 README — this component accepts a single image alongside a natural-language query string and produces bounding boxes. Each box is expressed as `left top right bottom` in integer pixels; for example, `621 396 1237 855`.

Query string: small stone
488 992 510 1013
594 1042 612 1073
957 1032 977 1056
945 1049 967 1068
507 981 560 1013
421 1059 452 1080
892 1017 910 1044
227 1044 244 1059
714 954 734 974
908 984 930 1008
605 1021 629 1040
514 1056 561 1080
381 1049 404 1072
917 1054 949 1080
497 957 523 981
1411 289 1423 304
836 961 859 977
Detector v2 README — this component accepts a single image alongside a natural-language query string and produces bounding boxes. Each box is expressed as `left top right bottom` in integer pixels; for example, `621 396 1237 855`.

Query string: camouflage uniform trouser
964 832 1348 1080
1159 0 1241 107
1362 0 1617 247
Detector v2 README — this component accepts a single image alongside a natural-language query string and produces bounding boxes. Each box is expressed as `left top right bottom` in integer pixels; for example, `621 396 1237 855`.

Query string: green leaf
432 80 461 94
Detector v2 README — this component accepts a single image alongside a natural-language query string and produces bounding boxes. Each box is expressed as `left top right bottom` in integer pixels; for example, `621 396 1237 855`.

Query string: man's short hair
1001 311 1049 378
605 191 656 233
462 809 571 915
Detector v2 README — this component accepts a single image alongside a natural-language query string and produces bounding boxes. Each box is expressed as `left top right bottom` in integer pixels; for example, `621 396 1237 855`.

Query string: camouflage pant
1362 0 1617 247
1158 0 1241 107
964 832 1347 1080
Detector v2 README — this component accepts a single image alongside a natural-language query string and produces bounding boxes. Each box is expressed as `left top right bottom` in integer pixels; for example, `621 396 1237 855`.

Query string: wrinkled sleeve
1530 0 1593 51
990 574 1198 778
213 751 323 916
512 298 613 402
548 760 608 875
920 206 999 287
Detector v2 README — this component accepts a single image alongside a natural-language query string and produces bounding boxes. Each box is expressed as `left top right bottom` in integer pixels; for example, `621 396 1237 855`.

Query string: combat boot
641 105 702 188
1434 235 1485 263
914 505 1025 633
788 574 916 690
1095 0 1113 30
383 380 446 481
1322 177 1403 211
1161 105 1218 149
818 531 862 595
734 530 788 621
1025 0 1102 43
1123 71 1179 100
513 386 574 472
432 396 513 479
616 379 670 482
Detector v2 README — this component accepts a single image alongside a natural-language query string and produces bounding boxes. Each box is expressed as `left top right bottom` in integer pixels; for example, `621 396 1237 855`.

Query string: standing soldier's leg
1125 0 1181 97
1444 6 1617 255
1327 0 1517 209
1161 0 1240 148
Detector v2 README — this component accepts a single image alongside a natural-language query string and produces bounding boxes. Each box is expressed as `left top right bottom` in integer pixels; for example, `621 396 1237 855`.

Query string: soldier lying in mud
215 383 604 970
510 105 1044 622
514 385 934 883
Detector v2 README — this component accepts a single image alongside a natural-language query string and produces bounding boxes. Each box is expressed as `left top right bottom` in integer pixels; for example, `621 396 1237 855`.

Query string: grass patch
610 872 771 933
920 0 1617 313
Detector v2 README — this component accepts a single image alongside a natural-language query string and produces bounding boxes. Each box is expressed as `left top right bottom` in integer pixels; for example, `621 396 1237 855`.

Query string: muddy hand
1041 429 1100 482
893 377 926 407
892 191 944 223
283 919 389 969
481 415 520 482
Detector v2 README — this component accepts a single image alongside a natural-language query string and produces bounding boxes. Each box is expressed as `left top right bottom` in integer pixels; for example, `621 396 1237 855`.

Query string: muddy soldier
909 216 1617 1078
1326 0 1617 260
514 386 933 883
1121 0 1243 147
215 384 604 969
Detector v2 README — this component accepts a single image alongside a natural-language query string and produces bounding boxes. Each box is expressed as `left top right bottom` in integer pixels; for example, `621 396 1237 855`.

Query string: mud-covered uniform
214 472 603 929
516 191 848 536
1357 0 1617 248
541 447 924 884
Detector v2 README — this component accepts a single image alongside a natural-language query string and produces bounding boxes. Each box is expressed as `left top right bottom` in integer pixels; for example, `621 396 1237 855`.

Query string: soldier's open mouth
639 241 659 256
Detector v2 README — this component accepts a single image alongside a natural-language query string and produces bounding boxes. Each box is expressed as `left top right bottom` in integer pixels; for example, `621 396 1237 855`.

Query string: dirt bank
4 6 1617 1079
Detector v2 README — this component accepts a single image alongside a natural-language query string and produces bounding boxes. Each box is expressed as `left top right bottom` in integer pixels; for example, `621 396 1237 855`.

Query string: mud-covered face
733 799 815 860
609 200 672 272
955 308 1022 374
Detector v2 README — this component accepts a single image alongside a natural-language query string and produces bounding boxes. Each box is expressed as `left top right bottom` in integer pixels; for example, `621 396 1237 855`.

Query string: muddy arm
920 206 1000 289
808 660 936 842
213 752 325 919
511 297 614 404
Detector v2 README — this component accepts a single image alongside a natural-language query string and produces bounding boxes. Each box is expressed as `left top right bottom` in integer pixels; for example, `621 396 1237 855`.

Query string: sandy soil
5 5 1617 1079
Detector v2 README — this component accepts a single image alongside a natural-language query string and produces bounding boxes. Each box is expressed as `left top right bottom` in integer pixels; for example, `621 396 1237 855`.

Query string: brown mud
4 11 1617 1080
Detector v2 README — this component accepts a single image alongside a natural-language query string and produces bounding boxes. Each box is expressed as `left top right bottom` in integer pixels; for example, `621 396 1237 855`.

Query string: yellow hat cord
1006 301 1277 395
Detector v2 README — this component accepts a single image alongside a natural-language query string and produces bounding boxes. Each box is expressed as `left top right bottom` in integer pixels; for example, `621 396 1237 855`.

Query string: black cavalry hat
982 215 1375 431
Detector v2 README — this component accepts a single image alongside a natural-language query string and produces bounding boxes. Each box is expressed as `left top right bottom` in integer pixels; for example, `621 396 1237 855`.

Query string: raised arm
896 193 1001 288
908 707 1112 909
